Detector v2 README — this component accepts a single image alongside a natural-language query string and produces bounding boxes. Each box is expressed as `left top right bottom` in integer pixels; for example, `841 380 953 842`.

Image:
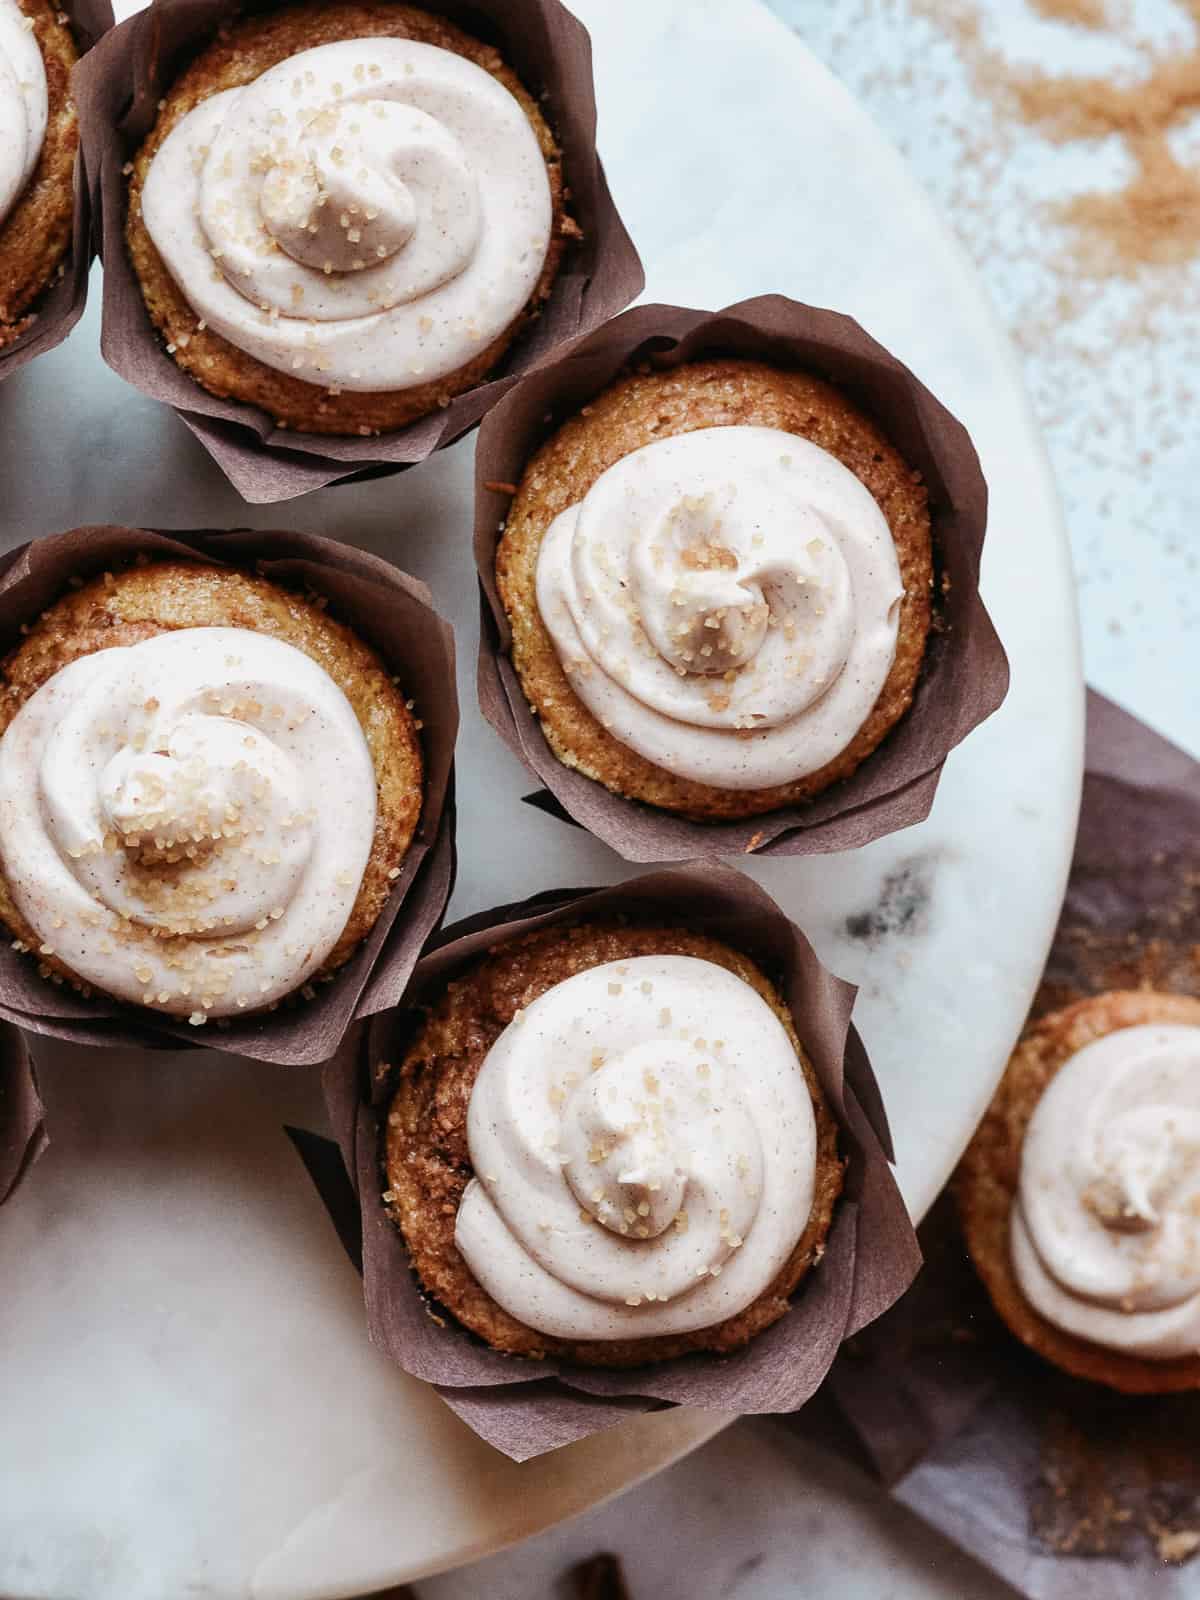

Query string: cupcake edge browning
495 358 934 823
0 558 423 1006
957 989 1200 1394
382 920 845 1367
0 0 80 344
124 1 572 436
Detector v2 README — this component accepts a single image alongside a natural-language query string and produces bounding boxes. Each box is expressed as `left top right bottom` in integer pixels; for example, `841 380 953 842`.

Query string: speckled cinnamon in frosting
496 359 933 823
458 951 821 1339
534 426 905 791
0 559 423 1019
383 920 844 1367
124 2 573 435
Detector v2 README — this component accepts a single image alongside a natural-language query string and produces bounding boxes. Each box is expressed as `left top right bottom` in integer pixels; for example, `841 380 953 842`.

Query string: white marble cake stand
0 0 1083 1595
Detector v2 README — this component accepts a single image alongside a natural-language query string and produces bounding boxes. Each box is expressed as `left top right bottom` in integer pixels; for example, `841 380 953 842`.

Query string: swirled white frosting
0 0 48 229
534 425 905 791
140 37 553 393
0 627 379 1019
1012 1023 1200 1361
455 954 819 1340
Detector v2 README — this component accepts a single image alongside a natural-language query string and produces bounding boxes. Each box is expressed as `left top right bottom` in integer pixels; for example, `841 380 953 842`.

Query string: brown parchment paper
0 0 114 380
474 296 1010 862
72 0 644 505
0 523 457 1065
809 690 1200 1598
0 1020 45 1205
310 861 921 1461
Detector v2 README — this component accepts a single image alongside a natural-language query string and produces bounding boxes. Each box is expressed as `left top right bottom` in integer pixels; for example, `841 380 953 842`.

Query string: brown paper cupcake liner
0 1020 45 1205
800 690 1200 1599
0 0 114 380
303 860 921 1461
72 0 644 504
0 523 457 1065
474 295 1010 862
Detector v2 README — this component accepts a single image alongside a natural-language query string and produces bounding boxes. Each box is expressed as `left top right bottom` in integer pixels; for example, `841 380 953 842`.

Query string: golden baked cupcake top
0 559 422 1022
496 358 933 822
383 921 843 1366
0 0 80 345
125 2 570 435
959 990 1200 1393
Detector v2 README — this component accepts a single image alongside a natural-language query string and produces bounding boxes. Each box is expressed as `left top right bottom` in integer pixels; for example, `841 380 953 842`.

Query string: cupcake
125 1 570 435
75 0 642 498
0 0 82 348
476 297 1007 860
0 526 455 1060
958 990 1200 1393
383 918 843 1365
314 863 920 1458
497 359 931 823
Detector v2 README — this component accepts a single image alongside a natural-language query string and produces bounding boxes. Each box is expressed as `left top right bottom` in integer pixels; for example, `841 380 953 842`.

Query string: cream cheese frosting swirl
455 954 819 1340
1012 1023 1200 1361
0 627 378 1019
535 426 905 790
0 0 48 228
140 37 553 392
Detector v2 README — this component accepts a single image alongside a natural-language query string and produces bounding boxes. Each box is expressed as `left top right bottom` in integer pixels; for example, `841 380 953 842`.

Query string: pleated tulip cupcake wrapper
0 0 114 379
72 0 644 504
795 692 1200 1600
300 861 921 1462
0 1019 44 1204
475 294 1011 862
0 523 457 1065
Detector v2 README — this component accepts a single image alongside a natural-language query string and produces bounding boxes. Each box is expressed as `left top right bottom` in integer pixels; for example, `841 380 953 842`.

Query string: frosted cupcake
313 862 920 1456
476 297 1005 859
497 357 932 823
0 551 426 1026
124 1 572 435
0 0 82 346
959 990 1200 1393
383 917 844 1364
